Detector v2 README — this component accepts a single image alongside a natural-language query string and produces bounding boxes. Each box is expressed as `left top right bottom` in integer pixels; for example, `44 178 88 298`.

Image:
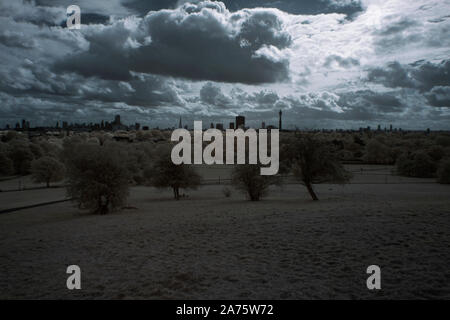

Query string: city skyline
4 112 426 133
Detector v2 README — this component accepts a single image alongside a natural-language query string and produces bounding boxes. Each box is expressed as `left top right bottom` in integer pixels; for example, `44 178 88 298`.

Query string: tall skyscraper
279 110 282 131
179 117 182 129
236 115 245 129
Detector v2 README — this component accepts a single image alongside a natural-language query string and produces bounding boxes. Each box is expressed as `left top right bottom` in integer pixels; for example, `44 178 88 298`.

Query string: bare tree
231 164 280 201
282 134 350 201
146 147 201 200
30 156 65 187
64 142 130 214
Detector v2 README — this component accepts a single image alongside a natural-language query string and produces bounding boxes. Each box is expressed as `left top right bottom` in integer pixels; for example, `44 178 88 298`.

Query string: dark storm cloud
198 83 282 110
122 0 364 18
367 60 450 91
252 90 279 105
375 18 419 36
281 90 405 123
197 87 406 122
425 86 450 107
372 12 450 52
338 90 404 114
200 82 232 106
53 21 135 81
0 31 36 49
55 2 292 84
367 62 416 88
0 59 184 108
324 55 360 68
2 0 65 26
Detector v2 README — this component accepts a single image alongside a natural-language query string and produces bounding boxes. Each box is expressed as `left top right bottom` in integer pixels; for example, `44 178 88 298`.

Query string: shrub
396 151 437 178
231 164 279 201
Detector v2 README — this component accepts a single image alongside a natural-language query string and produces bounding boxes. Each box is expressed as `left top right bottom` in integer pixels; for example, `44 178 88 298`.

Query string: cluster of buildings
186 110 284 131
3 115 146 133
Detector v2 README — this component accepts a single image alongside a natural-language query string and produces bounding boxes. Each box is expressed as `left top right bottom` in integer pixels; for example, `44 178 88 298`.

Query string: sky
0 0 449 130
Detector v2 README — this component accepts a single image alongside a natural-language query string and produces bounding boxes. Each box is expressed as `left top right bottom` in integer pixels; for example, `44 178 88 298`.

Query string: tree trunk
173 187 179 200
305 181 319 201
46 180 50 188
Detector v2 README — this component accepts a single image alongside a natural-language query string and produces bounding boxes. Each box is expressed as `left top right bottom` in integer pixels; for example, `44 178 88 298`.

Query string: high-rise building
236 115 245 129
178 117 182 129
229 122 235 129
261 122 266 129
114 115 121 125
279 110 282 131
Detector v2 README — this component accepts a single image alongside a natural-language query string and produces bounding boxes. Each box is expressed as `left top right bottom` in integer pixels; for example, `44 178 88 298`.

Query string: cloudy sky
1 0 449 130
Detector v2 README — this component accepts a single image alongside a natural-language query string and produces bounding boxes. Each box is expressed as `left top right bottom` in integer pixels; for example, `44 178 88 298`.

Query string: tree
64 142 130 214
31 156 65 187
8 140 34 174
282 135 350 200
436 158 450 184
146 147 201 200
231 164 280 201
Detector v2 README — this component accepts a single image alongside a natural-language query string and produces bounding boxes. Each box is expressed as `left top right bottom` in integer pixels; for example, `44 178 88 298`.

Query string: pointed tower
178 116 182 129
279 109 282 131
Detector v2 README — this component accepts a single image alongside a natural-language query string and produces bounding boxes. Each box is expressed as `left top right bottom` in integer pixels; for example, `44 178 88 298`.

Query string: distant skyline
1 0 450 130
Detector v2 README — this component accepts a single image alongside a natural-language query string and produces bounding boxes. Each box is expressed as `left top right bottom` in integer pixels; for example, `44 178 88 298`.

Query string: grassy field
0 169 449 299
